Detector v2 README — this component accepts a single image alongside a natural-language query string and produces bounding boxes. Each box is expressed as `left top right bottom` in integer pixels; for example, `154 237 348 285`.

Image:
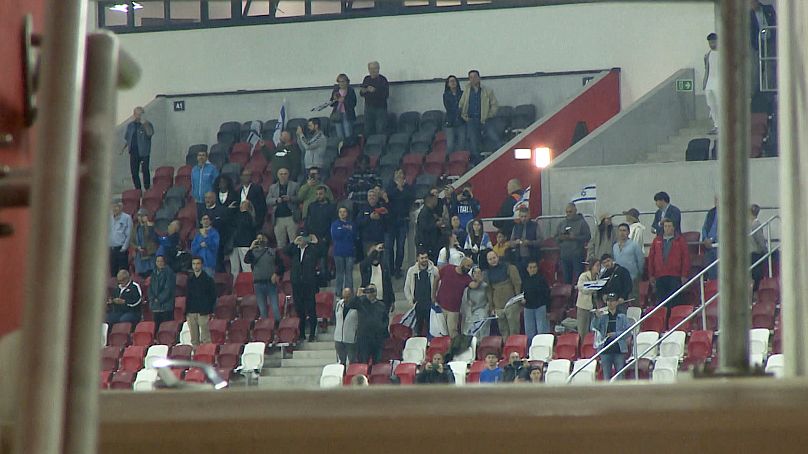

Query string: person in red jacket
647 219 691 307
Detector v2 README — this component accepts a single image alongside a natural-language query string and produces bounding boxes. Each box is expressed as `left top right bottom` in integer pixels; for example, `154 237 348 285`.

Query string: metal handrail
567 215 779 383
610 243 781 381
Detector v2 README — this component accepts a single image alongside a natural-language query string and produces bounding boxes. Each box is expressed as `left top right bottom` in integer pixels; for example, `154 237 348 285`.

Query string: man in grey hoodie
555 203 591 285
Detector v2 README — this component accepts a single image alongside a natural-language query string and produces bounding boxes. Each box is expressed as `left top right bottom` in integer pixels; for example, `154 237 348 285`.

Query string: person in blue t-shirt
479 352 503 383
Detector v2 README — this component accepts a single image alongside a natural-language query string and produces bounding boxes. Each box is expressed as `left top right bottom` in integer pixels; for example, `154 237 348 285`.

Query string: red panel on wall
465 69 621 219
0 0 46 337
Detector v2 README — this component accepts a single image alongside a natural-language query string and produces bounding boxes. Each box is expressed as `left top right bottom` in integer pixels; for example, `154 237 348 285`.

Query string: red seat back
278 317 300 344
369 363 393 384
234 272 254 297
381 337 405 361
240 295 259 321
467 360 486 383
476 336 503 361
687 330 713 362
251 318 276 343
554 333 580 360
315 292 335 321
156 320 181 345
184 368 207 384
193 343 219 364
208 319 228 344
641 309 666 333
217 343 244 370
668 305 694 332
121 345 146 372
169 344 193 361
173 297 186 322
101 346 123 372
107 322 133 347
581 332 596 359
394 362 417 385
503 335 528 359
132 321 155 346
344 363 370 385
109 370 136 390
227 319 252 344
215 295 237 320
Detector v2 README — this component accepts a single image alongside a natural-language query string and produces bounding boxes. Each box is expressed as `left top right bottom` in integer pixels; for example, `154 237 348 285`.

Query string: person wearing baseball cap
592 292 631 380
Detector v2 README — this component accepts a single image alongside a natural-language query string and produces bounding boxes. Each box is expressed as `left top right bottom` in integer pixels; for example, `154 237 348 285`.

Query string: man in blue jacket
192 150 219 217
191 214 220 277
592 294 631 381
122 106 154 190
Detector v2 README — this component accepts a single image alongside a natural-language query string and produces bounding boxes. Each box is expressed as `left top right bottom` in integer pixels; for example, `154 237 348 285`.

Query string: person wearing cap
597 253 632 313
588 213 615 263
623 208 647 251
703 32 720 134
285 229 320 342
131 208 158 278
109 200 133 278
493 179 524 238
346 284 391 363
592 293 631 381
613 223 645 300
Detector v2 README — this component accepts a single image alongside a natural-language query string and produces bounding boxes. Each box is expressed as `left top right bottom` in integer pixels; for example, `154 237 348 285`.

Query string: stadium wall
114 2 716 122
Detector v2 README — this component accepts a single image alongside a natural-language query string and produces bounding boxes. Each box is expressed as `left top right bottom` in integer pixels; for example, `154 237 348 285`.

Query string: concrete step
259 375 321 388
281 357 336 368
263 366 325 377
293 349 337 360
302 341 337 351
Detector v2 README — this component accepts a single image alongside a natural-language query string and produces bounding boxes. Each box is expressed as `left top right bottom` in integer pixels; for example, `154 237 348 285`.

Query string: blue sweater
191 162 219 203
330 219 355 258
479 367 502 383
191 227 220 270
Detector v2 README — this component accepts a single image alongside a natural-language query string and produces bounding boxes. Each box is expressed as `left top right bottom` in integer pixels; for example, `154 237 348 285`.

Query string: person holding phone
592 293 631 381
359 61 389 136
122 106 154 190
330 73 357 142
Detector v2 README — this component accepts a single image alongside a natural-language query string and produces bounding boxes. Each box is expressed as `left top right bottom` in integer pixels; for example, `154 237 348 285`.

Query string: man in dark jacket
355 189 389 256
651 191 682 236
200 190 232 272
238 169 267 230
244 232 284 325
416 194 444 264
597 254 633 312
346 284 391 363
360 244 395 309
346 155 381 207
265 131 302 182
148 255 176 330
385 169 415 278
448 184 481 233
493 179 524 238
510 207 543 279
122 106 154 190
416 352 455 384
555 203 591 285
285 229 321 342
186 257 216 346
306 186 336 282
501 351 528 383
106 269 143 325
359 61 390 136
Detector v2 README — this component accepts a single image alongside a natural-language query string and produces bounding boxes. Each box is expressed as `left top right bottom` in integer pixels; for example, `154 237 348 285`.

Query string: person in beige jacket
458 70 502 160
484 250 522 338
575 260 602 338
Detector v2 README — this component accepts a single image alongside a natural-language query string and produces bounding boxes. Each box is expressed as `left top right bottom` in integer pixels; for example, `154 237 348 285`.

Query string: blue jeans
106 311 141 325
445 125 466 154
466 118 503 159
334 112 353 140
363 106 387 136
601 352 626 381
561 257 585 285
524 306 549 341
334 255 354 294
704 247 718 280
384 219 408 273
254 281 280 320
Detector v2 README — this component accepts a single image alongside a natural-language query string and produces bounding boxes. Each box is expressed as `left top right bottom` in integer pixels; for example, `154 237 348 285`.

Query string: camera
461 189 471 198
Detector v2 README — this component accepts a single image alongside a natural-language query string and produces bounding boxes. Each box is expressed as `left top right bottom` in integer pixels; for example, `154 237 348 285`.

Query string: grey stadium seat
397 111 421 134
186 144 208 166
388 132 412 147
364 134 388 156
511 104 536 130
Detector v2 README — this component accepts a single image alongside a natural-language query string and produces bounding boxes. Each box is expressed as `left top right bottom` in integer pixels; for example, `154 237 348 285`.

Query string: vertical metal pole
777 0 808 378
766 222 772 278
717 0 751 375
14 0 88 453
62 32 119 454
633 327 638 381
700 275 707 330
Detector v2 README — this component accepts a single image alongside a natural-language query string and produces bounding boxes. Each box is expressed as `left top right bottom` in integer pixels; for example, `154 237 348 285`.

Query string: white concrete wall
114 2 716 122
541 158 781 245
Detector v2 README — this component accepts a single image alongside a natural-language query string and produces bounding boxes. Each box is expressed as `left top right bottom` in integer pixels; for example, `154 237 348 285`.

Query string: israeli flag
428 303 449 340
582 278 610 291
468 317 497 336
246 120 262 155
571 184 597 204
398 305 417 330
272 101 286 146
512 186 531 214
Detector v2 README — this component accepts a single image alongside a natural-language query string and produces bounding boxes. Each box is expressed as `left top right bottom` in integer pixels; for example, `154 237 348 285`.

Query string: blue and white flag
571 184 597 204
582 278 609 291
246 120 262 155
512 186 531 214
468 317 498 336
428 303 449 340
272 101 286 146
398 305 417 330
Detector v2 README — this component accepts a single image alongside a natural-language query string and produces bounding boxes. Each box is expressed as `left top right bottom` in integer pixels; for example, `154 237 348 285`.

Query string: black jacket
416 366 456 384
493 191 522 237
306 200 337 240
330 85 358 121
148 267 175 313
416 205 441 250
239 184 267 230
523 274 551 309
285 243 320 286
346 295 390 339
186 271 216 315
232 211 257 248
109 281 142 315
360 250 395 307
386 181 415 223
502 362 525 383
598 263 633 302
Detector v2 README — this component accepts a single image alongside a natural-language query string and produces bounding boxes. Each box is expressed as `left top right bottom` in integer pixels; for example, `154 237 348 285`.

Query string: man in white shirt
109 201 133 278
703 33 720 134
334 288 358 365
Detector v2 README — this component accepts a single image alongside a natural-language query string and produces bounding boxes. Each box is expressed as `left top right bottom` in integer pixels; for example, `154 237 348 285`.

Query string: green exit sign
676 79 694 92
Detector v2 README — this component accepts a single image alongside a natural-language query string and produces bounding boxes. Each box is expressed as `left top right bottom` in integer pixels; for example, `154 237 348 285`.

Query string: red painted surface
466 69 621 219
0 0 46 337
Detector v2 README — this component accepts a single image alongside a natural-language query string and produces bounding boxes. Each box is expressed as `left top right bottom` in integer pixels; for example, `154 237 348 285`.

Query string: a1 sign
676 79 694 92
173 100 186 112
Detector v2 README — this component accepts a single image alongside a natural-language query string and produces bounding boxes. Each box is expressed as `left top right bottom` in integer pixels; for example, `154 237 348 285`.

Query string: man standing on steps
459 69 501 161
346 284 390 363
334 288 358 365
703 32 720 135
404 250 440 337
359 61 390 136
436 257 473 339
267 167 300 248
285 230 320 342
613 223 645 300
122 106 154 190
186 257 216 347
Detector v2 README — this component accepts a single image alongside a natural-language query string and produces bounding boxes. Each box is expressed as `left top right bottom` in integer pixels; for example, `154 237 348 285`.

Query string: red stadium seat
184 367 207 384
120 345 146 372
476 336 503 361
193 343 219 364
554 333 580 361
668 305 694 332
423 151 446 176
448 150 470 163
208 319 228 344
639 280 651 307
344 363 370 385
234 272 254 297
757 288 779 305
687 330 713 363
538 260 558 285
214 273 233 297
467 360 486 383
315 292 335 322
216 343 244 370
251 318 276 344
101 346 123 372
214 295 237 320
394 362 417 385
503 335 528 359
121 189 141 206
389 320 413 341
240 295 259 321
446 161 468 176
381 337 405 361
773 326 782 354
109 370 136 390
703 300 719 331
641 309 666 333
752 301 776 329
107 322 133 347
132 321 155 346
173 296 186 322
581 332 597 359
153 166 174 187
326 175 347 200
156 320 181 345
227 319 252 344
277 317 300 345
369 363 393 384
759 277 780 292
230 151 250 168
100 370 112 389
425 336 451 362
169 344 193 361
